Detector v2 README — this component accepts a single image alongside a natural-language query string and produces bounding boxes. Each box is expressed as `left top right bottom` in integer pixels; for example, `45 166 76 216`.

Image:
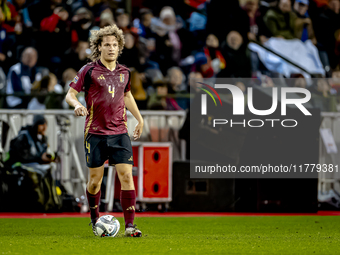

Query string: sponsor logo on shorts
128 156 133 161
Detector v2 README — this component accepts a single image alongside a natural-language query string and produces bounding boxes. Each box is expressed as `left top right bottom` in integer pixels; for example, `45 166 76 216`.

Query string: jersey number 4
108 86 115 98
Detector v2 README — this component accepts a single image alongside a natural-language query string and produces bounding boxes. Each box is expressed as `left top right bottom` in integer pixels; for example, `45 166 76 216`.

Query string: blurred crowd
0 0 340 112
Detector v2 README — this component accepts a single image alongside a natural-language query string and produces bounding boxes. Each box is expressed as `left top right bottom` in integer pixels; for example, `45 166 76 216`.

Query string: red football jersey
70 60 131 137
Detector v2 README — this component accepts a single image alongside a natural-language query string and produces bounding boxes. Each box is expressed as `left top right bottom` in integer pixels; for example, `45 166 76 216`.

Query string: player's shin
86 189 101 223
120 190 136 229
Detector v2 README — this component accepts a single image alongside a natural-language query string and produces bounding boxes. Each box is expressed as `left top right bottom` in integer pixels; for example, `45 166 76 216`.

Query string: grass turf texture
0 216 339 254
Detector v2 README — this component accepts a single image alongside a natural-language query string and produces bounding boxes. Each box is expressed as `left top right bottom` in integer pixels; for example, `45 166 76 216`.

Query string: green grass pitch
0 216 339 254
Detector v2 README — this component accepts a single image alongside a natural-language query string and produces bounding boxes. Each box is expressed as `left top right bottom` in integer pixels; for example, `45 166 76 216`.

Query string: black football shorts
84 133 134 168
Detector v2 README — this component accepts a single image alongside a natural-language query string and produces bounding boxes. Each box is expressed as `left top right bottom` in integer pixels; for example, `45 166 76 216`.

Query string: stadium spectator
218 31 252 78
59 40 90 78
5 47 42 108
242 0 270 44
6 115 53 166
71 7 94 43
263 0 297 39
118 31 148 109
293 0 316 44
166 66 186 93
329 66 340 93
311 78 337 111
99 11 114 28
28 72 61 110
130 69 147 110
206 0 250 43
28 0 71 73
293 74 308 88
147 80 182 110
0 25 16 74
83 0 110 22
193 52 214 78
62 68 77 91
0 0 21 34
150 6 183 74
166 66 189 109
10 0 31 26
203 34 226 75
115 9 132 33
312 0 340 69
119 32 142 71
188 71 204 92
133 8 154 39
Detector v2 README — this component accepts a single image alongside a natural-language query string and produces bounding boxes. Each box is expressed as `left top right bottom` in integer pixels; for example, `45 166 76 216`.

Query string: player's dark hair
89 24 125 61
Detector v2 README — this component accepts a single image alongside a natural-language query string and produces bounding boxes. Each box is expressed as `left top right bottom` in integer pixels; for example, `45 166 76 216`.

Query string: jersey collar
98 59 119 72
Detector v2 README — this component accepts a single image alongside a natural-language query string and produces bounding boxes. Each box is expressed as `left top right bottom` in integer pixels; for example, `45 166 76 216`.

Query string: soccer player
65 25 143 237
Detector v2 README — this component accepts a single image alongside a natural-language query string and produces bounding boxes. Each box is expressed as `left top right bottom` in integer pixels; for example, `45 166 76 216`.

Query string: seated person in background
71 7 95 43
150 6 183 74
188 71 204 93
293 74 307 88
166 66 187 93
28 72 62 110
0 0 22 34
166 66 188 110
6 47 39 108
329 66 340 93
59 40 91 78
263 0 297 39
293 0 316 44
115 8 132 33
312 0 340 69
242 0 270 44
99 11 114 28
5 115 54 166
193 52 214 78
204 34 226 75
218 31 252 78
311 78 337 112
147 80 182 110
119 32 142 71
133 8 154 39
62 68 77 91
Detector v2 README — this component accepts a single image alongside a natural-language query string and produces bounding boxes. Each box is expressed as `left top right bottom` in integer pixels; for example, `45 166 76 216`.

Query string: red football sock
86 189 101 222
120 190 136 229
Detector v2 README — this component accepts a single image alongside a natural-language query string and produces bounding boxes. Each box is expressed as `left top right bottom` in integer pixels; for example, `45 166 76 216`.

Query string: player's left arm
124 91 144 140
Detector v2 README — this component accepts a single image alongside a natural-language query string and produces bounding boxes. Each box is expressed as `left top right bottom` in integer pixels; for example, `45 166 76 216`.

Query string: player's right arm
66 87 88 116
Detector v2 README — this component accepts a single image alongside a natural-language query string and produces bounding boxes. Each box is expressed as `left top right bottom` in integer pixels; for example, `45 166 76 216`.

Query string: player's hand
133 121 144 140
74 104 88 116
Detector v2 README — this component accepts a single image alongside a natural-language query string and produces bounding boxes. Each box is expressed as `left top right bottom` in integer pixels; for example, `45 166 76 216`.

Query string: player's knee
88 181 100 193
120 172 133 185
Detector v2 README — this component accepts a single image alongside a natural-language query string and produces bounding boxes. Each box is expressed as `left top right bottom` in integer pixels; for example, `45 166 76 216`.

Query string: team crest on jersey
72 76 79 84
120 74 124 83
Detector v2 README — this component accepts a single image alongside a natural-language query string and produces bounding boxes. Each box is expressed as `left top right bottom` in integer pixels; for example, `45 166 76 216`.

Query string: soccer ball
95 215 120 237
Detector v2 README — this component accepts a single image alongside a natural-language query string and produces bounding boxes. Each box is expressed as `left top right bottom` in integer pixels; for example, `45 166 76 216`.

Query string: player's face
99 36 119 63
